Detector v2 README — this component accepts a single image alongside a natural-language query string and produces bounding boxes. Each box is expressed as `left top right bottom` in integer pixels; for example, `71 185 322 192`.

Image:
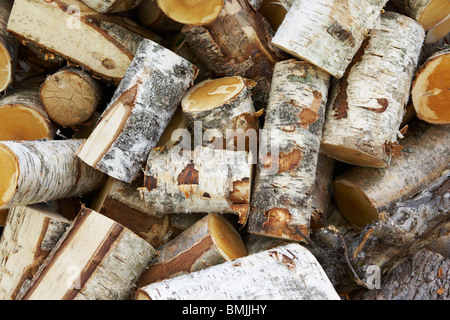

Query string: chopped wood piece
156 0 223 25
137 0 182 31
18 208 155 300
181 76 258 151
7 0 160 84
332 121 450 230
76 39 197 183
135 243 340 300
0 0 18 92
272 0 388 78
0 139 106 209
0 205 71 300
390 0 450 30
40 67 102 127
320 12 425 168
0 77 55 140
248 59 330 242
81 0 142 13
91 175 183 247
139 145 253 224
182 0 284 107
137 213 247 285
411 48 450 124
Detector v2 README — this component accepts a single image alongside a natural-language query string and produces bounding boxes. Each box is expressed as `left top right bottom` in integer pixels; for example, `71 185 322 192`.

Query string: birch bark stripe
272 0 388 78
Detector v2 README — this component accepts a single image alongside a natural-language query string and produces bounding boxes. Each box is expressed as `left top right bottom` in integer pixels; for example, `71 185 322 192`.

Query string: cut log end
40 69 101 126
0 105 52 140
182 76 247 112
412 51 450 124
417 0 450 30
0 44 12 92
333 178 379 230
320 142 388 168
208 213 247 261
425 18 450 44
156 0 223 25
0 145 18 208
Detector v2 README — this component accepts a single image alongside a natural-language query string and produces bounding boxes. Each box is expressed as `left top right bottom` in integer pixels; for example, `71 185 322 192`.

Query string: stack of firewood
0 0 448 300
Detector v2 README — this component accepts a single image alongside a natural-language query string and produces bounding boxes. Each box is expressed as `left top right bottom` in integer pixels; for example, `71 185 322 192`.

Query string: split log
411 48 449 124
0 139 106 209
137 0 182 32
7 0 160 84
156 0 223 25
332 121 450 230
136 213 247 285
76 39 197 183
139 145 253 224
320 12 425 168
247 59 330 242
91 175 182 248
40 67 103 127
18 207 155 300
390 0 450 31
135 243 340 300
0 0 18 92
0 77 55 140
0 205 71 300
181 76 258 152
181 0 284 107
271 0 388 78
81 0 142 13
310 153 335 231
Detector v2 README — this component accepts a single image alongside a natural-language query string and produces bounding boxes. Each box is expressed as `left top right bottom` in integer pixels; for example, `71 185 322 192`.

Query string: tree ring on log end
181 76 246 112
0 44 12 92
320 142 387 168
0 144 19 208
0 104 51 140
208 213 247 261
333 178 379 230
156 0 223 25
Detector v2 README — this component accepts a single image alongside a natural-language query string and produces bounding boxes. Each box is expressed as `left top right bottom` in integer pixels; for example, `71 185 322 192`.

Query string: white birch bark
247 59 330 242
80 0 142 13
272 0 388 78
0 205 71 300
139 145 253 224
136 243 340 300
320 12 425 168
18 208 155 300
0 139 106 209
76 39 197 183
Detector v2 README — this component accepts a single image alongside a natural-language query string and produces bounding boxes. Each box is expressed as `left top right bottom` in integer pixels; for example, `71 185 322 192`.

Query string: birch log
136 243 340 300
139 145 253 224
76 39 197 183
411 48 450 124
257 0 294 31
156 0 223 25
40 67 103 127
91 175 182 248
0 0 17 92
0 78 55 140
272 0 388 78
136 213 247 285
18 208 155 300
0 205 71 300
390 0 450 31
7 0 159 84
425 17 450 44
0 139 105 209
80 0 142 13
320 12 425 168
181 0 284 107
332 120 450 230
247 59 330 242
181 76 258 152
